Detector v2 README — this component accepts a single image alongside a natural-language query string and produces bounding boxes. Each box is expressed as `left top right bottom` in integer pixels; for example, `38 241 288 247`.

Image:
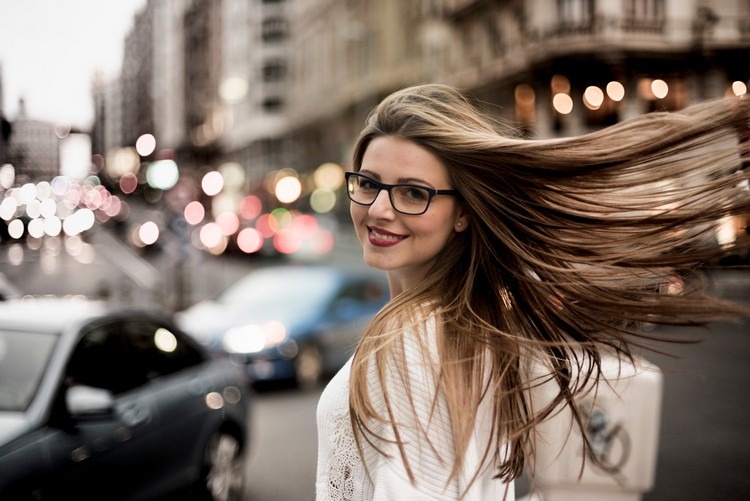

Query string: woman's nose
369 189 395 217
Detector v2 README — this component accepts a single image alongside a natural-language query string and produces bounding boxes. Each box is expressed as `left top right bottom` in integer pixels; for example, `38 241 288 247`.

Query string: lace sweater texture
315 315 514 501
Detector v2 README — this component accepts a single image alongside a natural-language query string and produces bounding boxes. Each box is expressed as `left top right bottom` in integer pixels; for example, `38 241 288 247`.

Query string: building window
262 96 284 113
262 17 287 43
558 0 594 33
623 0 665 32
262 59 287 82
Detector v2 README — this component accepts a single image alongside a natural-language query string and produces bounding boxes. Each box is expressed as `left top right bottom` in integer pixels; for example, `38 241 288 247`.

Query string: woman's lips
367 226 407 247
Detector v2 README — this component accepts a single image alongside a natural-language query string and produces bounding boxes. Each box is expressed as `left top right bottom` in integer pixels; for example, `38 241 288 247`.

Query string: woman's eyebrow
397 177 434 187
359 168 380 179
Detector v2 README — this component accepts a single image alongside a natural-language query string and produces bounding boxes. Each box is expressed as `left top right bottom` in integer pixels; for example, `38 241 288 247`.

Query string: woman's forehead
361 136 449 185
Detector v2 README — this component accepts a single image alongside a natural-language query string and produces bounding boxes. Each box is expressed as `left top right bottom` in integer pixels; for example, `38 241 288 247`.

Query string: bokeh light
8 219 24 239
139 221 160 245
154 328 178 353
239 195 262 220
200 222 224 248
583 86 604 110
0 197 17 220
313 163 344 190
269 208 293 232
62 208 96 236
552 93 574 114
275 176 302 203
292 214 319 239
220 76 249 103
651 79 669 99
606 81 625 101
19 183 37 204
219 162 245 190
731 80 748 96
39 198 56 218
0 164 15 189
202 171 224 196
236 227 263 254
120 172 139 194
216 212 240 236
255 214 275 238
36 181 52 200
44 217 62 237
28 219 45 239
136 133 157 157
274 229 302 254
106 147 141 178
310 188 336 214
184 201 206 225
146 159 179 190
26 200 42 219
50 176 70 197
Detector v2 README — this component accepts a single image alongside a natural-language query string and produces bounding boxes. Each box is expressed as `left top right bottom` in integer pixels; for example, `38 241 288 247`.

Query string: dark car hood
0 413 30 447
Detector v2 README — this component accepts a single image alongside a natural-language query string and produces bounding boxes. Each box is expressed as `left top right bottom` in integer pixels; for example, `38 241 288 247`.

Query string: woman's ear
454 212 470 233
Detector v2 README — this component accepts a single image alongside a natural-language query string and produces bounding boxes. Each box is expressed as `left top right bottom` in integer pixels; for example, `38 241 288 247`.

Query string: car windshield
217 268 341 313
0 330 58 412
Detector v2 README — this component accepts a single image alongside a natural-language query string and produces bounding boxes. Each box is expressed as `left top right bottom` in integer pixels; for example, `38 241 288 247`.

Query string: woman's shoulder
381 304 441 362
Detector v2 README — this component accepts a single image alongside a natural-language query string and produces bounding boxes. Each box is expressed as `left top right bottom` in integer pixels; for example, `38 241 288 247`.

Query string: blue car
0 297 251 501
175 264 389 388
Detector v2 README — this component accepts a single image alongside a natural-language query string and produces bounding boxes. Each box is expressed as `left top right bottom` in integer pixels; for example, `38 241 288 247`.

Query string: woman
316 84 749 500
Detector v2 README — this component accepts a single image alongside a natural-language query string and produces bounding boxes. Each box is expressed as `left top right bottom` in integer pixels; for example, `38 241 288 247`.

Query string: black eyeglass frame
344 171 460 215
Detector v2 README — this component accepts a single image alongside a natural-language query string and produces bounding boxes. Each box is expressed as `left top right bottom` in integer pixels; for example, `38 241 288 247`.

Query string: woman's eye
404 188 428 201
359 180 378 190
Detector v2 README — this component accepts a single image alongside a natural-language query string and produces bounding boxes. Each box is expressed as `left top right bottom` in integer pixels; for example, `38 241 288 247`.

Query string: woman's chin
362 250 396 272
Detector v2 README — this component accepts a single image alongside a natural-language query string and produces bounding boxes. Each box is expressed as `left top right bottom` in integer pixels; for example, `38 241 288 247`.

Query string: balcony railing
621 16 665 34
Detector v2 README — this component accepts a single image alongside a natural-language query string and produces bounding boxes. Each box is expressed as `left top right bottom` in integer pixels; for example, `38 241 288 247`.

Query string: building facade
5 99 59 182
90 0 750 233
287 0 750 174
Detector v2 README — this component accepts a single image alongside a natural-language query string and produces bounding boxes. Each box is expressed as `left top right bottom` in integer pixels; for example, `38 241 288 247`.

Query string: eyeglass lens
347 174 431 215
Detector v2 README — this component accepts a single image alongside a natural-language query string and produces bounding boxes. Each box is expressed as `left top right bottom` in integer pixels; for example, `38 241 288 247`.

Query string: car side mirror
66 385 115 417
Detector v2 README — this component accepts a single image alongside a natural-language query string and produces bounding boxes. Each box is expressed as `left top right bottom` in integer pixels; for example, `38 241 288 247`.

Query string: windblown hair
348 83 750 490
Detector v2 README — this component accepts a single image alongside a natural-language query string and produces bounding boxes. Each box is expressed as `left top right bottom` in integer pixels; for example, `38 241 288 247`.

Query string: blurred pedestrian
316 83 750 500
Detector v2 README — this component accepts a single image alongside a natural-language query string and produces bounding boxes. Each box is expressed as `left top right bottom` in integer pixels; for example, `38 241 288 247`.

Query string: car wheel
295 342 323 389
200 431 245 501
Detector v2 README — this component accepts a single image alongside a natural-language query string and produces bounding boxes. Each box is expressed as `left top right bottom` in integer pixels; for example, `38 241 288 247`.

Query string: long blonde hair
348 84 750 488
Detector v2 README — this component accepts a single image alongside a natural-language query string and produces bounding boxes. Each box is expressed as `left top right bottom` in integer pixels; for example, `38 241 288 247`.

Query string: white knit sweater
315 315 514 501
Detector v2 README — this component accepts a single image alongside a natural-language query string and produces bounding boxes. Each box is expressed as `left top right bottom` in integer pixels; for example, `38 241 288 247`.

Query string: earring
456 221 463 228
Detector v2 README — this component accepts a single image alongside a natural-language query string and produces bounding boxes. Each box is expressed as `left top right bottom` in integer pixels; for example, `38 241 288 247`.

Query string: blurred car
0 297 251 501
176 264 389 387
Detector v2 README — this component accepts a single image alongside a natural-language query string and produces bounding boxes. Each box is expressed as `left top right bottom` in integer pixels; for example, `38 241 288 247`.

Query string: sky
0 0 147 130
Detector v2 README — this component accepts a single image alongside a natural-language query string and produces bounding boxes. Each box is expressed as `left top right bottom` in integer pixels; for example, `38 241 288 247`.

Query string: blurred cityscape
1 2 750 500
1 0 750 312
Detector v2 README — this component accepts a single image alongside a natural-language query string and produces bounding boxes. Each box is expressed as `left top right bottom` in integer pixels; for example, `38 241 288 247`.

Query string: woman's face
350 136 468 294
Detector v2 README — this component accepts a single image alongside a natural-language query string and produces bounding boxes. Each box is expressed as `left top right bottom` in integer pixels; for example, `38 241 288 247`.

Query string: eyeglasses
344 171 459 215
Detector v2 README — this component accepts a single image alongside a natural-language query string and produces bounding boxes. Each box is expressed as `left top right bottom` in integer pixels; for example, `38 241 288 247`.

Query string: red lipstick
367 226 407 247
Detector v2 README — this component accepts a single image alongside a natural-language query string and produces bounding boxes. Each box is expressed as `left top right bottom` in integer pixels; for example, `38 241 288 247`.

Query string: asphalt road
643 318 750 501
244 386 320 501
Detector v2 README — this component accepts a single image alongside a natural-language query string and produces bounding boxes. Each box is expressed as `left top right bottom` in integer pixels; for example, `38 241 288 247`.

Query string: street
642 318 750 501
1 233 749 500
244 386 320 501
